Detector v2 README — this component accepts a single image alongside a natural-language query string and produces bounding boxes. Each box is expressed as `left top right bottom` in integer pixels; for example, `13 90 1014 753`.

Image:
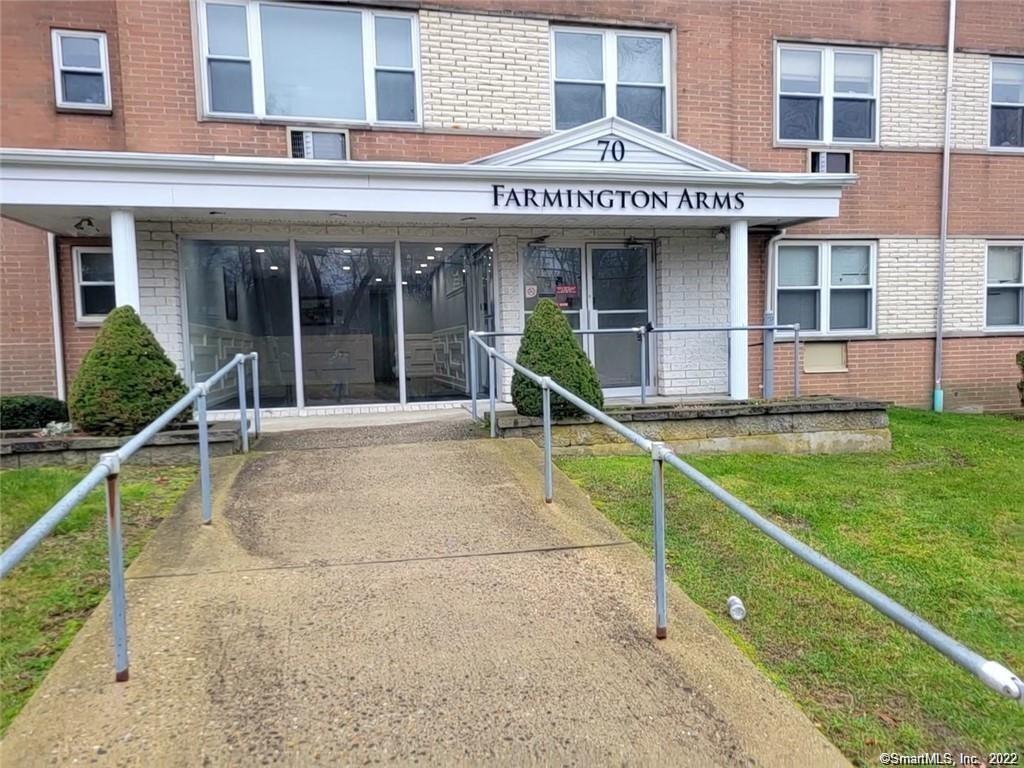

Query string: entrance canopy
0 117 854 235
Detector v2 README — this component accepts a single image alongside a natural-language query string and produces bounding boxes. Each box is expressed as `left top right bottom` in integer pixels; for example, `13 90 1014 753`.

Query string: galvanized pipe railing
467 333 1024 704
468 320 802 417
0 352 260 682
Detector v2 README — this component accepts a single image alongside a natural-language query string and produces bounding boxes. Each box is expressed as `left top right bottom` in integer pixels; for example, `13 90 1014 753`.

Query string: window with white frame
990 59 1024 148
775 242 875 334
986 243 1024 327
199 1 419 124
552 28 670 133
51 30 111 111
777 44 878 144
74 247 116 321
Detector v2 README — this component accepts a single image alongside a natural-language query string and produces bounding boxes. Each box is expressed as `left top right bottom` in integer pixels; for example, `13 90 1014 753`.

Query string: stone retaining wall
496 398 891 456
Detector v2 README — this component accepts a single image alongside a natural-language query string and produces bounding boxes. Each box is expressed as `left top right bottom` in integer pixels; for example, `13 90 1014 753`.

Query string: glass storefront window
401 243 492 401
183 240 295 408
296 243 398 405
522 245 583 331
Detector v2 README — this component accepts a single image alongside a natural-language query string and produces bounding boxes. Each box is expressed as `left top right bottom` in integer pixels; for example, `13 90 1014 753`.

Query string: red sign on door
555 284 578 297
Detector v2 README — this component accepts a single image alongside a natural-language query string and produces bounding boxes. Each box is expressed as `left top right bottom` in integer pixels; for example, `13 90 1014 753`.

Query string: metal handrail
467 332 1023 703
0 352 261 682
469 318 802 416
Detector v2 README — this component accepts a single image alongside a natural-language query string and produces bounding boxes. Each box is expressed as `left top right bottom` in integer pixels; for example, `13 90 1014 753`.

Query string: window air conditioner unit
808 149 852 174
288 128 349 160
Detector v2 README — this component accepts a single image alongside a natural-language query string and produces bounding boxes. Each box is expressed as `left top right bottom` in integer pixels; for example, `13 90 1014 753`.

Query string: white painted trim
288 238 305 408
394 239 407 404
51 29 112 112
729 220 749 400
473 116 744 171
196 0 421 127
46 233 66 400
775 41 880 146
72 245 115 323
984 240 1024 330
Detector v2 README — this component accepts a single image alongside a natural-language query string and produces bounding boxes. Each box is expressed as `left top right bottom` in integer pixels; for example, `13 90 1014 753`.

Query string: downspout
933 0 957 412
46 233 67 400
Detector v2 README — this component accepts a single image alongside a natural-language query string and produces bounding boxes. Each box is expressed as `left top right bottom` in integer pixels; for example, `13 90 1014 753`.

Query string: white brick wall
879 50 991 150
419 10 551 132
951 53 991 150
876 237 987 335
880 49 946 148
655 233 729 395
136 221 185 372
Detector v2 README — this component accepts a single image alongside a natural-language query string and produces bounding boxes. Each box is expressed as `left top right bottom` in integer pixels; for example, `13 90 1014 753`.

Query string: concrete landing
1 433 849 766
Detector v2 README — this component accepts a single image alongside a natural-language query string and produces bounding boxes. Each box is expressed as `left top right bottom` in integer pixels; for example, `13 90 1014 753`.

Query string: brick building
1 0 1021 416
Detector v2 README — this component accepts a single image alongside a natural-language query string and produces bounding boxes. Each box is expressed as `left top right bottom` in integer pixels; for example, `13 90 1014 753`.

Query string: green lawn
557 408 1024 765
0 465 195 735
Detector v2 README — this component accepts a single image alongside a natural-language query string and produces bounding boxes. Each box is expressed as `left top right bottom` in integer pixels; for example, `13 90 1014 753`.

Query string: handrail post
469 333 479 420
792 324 801 398
488 350 497 439
763 311 775 400
650 441 669 639
196 388 213 525
639 327 648 405
100 453 129 682
251 352 261 439
237 359 249 453
541 376 554 503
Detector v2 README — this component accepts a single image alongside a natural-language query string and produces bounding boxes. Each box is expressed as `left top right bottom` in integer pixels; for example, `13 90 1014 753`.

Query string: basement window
51 30 112 112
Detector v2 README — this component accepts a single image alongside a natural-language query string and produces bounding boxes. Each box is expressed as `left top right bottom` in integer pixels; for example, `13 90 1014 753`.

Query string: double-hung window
990 59 1024 149
51 30 111 111
74 247 116 321
777 44 878 144
552 28 670 133
986 243 1024 327
775 242 875 334
199 1 419 125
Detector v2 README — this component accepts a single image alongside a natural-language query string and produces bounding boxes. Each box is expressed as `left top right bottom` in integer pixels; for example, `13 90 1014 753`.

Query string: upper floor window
991 59 1024 149
73 247 116 322
775 241 875 334
776 44 878 144
51 30 111 112
986 243 1024 327
199 1 419 125
552 28 670 134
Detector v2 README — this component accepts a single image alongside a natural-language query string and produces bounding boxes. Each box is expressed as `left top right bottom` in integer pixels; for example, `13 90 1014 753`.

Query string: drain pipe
933 0 957 412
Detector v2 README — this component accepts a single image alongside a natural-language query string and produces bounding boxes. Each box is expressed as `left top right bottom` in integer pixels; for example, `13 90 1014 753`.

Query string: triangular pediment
472 117 746 173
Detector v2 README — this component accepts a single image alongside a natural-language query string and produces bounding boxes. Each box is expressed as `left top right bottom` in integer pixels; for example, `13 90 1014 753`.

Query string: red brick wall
0 219 58 397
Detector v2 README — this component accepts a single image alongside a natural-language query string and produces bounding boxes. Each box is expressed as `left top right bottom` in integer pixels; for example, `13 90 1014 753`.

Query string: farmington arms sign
491 184 745 211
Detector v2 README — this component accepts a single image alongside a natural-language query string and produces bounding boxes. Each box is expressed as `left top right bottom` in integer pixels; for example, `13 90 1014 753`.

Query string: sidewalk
1 425 848 766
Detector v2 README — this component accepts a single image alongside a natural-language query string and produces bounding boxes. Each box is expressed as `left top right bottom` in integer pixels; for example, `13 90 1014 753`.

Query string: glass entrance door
586 245 651 394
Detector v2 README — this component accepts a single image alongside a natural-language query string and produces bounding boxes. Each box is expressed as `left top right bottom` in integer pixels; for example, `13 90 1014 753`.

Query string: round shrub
68 306 188 436
511 298 603 418
0 395 68 430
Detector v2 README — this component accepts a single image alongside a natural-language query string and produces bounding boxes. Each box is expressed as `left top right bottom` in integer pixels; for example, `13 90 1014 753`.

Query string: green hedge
511 299 603 418
0 396 68 430
68 306 188 436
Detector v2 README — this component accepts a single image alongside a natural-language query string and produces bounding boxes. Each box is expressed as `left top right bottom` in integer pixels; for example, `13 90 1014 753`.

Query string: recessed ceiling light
342 265 351 270
462 269 466 273
419 263 427 268
414 269 422 274
255 248 266 254
342 248 352 254
427 255 435 261
269 265 279 271
434 246 444 252
374 277 382 282
401 280 408 285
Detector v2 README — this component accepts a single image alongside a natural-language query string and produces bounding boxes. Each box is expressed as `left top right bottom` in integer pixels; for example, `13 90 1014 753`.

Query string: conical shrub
69 306 188 436
511 299 603 418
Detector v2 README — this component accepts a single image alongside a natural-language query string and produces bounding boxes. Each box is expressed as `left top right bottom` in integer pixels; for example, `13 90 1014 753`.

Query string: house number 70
598 139 625 162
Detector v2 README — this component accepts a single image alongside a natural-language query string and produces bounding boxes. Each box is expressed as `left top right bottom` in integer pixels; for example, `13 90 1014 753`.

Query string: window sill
986 146 1024 155
57 105 113 116
774 140 879 150
75 318 107 328
199 113 422 131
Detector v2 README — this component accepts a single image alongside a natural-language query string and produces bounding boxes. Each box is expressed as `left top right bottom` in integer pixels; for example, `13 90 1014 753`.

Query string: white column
728 220 749 400
110 210 140 310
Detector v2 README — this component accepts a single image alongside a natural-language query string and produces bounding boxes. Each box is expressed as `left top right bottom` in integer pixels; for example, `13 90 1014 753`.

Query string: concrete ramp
1 432 848 766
